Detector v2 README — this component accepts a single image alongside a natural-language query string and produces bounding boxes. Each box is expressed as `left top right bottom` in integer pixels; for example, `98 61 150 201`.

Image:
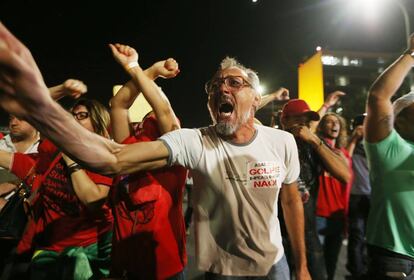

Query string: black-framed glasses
72 111 89 121
205 75 252 95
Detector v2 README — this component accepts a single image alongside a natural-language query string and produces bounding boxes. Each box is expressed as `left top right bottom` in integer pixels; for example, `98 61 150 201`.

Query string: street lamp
349 0 411 48
349 0 412 89
395 0 411 49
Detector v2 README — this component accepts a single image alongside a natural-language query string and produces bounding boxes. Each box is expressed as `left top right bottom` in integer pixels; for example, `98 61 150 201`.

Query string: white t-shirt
160 125 300 276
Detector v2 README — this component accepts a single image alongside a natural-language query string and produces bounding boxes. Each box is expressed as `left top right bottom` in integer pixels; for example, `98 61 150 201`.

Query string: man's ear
253 93 261 108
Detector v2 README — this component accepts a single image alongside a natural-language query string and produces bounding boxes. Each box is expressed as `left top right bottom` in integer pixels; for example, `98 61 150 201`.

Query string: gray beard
215 122 237 136
214 109 252 136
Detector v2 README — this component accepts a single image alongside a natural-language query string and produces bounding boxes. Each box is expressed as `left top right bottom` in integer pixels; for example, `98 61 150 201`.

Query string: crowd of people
0 22 414 280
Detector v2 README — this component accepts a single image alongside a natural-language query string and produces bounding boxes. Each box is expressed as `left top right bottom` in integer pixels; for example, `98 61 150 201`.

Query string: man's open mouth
218 101 234 118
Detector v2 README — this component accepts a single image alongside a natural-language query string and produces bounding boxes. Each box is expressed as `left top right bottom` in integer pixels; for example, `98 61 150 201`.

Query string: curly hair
317 112 348 148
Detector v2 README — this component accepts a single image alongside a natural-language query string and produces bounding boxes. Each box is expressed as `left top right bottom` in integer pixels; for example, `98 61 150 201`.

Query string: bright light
252 0 258 2
316 46 322 52
349 0 385 21
257 84 266 95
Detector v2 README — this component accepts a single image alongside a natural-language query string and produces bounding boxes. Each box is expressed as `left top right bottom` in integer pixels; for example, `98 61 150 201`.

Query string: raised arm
317 91 345 118
0 23 168 175
258 87 289 110
310 91 346 132
366 35 414 143
109 44 180 140
49 79 87 101
110 55 180 143
346 125 363 157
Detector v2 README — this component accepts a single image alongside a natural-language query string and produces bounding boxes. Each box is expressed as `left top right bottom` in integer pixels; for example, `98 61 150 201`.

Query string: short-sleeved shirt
365 130 414 258
160 125 300 276
12 139 113 253
110 116 187 279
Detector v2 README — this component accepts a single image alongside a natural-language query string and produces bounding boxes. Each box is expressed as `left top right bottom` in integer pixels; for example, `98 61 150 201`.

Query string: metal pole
395 0 413 90
395 0 410 49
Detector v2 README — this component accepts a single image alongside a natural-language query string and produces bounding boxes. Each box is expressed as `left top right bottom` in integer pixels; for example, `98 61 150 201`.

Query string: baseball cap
393 92 414 117
281 99 320 121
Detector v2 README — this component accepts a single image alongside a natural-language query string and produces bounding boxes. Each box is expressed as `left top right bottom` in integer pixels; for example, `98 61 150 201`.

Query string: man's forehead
220 67 248 78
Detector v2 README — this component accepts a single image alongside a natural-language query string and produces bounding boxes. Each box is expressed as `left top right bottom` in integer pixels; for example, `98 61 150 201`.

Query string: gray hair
218 57 260 95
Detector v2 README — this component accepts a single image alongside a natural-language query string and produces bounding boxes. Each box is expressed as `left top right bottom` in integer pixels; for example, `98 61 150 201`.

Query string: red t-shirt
110 116 187 279
12 139 113 253
316 147 353 219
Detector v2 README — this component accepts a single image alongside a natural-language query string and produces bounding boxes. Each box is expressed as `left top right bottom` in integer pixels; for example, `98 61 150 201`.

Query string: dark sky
1 0 413 127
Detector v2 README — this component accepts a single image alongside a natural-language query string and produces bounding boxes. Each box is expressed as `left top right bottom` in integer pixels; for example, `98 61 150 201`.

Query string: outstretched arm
366 35 414 143
0 23 168 175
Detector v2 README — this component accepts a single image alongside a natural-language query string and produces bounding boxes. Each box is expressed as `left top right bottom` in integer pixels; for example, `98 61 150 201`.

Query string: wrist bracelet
316 139 324 151
67 162 78 169
126 61 139 70
68 164 82 175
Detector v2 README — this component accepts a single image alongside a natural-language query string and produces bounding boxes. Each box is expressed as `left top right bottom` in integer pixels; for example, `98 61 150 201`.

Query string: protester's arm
0 23 168 175
110 57 180 143
0 150 12 170
49 79 87 101
317 91 345 118
281 181 311 280
346 125 363 157
290 125 351 183
366 35 414 143
62 153 109 208
109 44 180 137
310 91 346 132
258 87 289 110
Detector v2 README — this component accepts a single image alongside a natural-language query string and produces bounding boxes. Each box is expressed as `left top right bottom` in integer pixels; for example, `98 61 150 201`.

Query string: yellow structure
298 51 324 111
113 85 152 123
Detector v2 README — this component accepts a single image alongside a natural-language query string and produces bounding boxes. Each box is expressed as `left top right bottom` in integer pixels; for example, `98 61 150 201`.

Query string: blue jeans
316 216 345 280
204 255 290 280
368 245 414 280
347 194 370 278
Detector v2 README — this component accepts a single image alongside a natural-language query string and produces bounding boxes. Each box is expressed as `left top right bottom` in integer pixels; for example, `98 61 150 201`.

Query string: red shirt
316 146 353 219
12 139 113 253
110 116 187 279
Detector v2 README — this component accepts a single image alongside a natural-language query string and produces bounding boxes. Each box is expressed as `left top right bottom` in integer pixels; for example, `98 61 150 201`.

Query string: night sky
1 0 413 128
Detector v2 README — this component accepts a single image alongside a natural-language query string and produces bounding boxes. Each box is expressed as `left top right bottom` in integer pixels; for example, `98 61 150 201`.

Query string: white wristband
126 61 139 70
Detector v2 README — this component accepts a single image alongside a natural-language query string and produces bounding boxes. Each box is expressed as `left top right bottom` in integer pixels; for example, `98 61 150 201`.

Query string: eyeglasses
72 111 89 121
205 75 252 95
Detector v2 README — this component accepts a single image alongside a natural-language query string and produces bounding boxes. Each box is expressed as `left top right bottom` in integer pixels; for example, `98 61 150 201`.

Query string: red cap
281 99 320 121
